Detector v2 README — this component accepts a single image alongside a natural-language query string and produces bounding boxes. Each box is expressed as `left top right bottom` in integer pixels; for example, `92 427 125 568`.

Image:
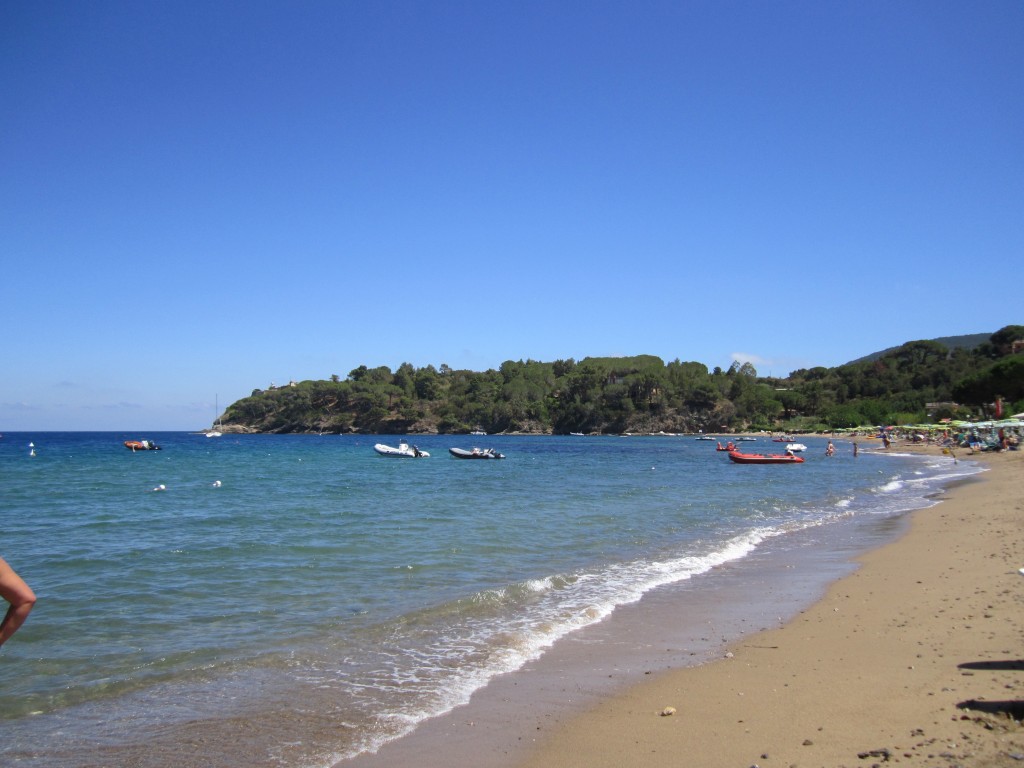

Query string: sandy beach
515 446 1024 768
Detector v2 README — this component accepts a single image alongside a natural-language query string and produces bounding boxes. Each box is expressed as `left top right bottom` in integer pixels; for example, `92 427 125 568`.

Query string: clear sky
2 2 1021 431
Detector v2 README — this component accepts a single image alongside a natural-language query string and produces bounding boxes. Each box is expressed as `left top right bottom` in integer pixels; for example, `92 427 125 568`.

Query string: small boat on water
125 440 161 451
727 450 804 465
716 441 738 452
785 443 808 452
373 442 429 458
206 396 223 437
449 447 505 459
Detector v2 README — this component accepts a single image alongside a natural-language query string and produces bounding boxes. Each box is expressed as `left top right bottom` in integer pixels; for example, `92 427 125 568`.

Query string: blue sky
2 2 1021 431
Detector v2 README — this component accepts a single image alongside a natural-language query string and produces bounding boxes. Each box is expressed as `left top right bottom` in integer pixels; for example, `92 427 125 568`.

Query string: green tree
953 355 1024 407
979 325 1024 358
824 404 864 429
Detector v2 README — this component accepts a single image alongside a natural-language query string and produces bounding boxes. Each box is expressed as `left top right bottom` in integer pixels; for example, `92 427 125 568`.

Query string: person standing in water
0 556 36 649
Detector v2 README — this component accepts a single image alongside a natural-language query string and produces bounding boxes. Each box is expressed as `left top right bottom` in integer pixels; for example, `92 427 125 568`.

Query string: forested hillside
220 327 1024 435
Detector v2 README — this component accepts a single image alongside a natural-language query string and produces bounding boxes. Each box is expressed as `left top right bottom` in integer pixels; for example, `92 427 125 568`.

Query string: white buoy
212 480 222 487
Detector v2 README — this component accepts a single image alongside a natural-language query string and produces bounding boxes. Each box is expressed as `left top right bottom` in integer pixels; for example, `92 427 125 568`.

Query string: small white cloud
729 352 818 377
730 352 768 366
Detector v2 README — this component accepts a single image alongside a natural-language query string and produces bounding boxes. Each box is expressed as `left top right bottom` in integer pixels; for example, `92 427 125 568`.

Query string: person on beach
0 556 36 649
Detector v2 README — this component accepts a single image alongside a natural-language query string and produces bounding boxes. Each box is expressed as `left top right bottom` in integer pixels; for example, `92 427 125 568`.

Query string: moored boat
449 447 505 459
785 443 808 452
124 440 161 451
373 442 429 458
206 395 224 437
727 450 804 464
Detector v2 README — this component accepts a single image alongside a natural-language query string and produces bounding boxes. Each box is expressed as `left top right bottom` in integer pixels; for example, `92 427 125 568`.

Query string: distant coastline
212 330 1021 438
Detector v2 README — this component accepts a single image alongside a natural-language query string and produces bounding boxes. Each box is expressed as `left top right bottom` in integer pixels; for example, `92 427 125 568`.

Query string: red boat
727 450 803 464
124 439 161 451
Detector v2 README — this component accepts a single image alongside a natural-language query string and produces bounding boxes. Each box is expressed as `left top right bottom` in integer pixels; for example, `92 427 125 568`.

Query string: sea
0 432 982 768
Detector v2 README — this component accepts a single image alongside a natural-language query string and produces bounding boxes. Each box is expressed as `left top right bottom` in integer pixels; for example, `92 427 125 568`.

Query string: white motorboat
785 443 808 452
449 447 505 459
374 441 429 458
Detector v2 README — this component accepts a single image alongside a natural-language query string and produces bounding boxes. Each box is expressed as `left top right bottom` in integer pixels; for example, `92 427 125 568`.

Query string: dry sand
518 448 1024 768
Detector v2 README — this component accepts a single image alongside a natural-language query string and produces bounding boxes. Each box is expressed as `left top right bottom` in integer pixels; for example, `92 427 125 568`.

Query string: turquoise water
0 432 979 767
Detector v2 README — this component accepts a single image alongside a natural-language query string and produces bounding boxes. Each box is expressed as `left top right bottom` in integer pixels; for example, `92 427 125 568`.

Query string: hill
847 333 993 365
219 327 1024 435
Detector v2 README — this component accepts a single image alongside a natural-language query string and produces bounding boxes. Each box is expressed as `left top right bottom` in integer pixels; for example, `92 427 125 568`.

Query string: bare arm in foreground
0 556 36 648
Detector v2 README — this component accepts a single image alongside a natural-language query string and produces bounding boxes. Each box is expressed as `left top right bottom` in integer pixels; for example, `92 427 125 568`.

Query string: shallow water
0 432 979 767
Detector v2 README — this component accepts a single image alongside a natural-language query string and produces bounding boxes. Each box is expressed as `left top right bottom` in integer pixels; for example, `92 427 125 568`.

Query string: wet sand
517 447 1024 767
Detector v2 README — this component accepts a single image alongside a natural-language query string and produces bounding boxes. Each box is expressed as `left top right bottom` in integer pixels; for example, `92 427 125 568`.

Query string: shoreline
339 441 1000 768
515 446 1024 767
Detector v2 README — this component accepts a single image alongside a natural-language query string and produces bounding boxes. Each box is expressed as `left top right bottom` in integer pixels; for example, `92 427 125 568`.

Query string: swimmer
152 484 166 492
212 480 222 487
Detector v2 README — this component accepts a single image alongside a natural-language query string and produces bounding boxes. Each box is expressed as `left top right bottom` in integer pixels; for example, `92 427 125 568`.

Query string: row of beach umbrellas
835 418 1024 434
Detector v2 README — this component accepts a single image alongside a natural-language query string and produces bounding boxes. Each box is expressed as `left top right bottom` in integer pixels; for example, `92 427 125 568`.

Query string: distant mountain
847 333 993 365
